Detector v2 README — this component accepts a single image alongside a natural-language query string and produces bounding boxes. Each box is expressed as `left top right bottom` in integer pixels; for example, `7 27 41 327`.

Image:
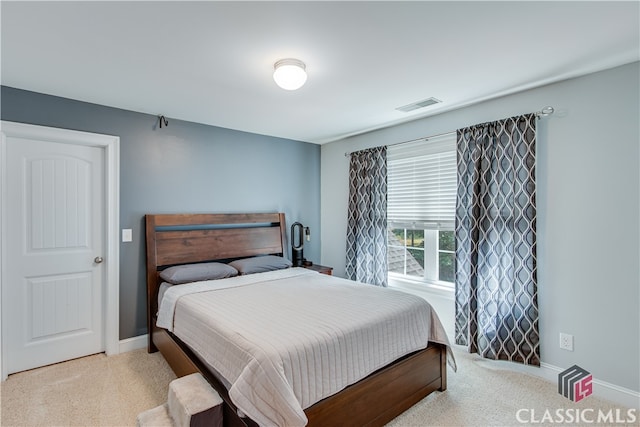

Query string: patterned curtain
345 146 388 287
454 113 539 366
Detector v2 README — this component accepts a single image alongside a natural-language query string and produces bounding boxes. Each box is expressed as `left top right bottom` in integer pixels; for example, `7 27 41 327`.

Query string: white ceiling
2 1 639 144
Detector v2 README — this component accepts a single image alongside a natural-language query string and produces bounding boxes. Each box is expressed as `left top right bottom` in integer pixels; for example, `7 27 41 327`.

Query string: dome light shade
273 59 307 90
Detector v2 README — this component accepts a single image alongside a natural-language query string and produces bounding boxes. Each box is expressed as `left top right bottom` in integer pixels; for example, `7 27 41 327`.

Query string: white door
3 131 106 374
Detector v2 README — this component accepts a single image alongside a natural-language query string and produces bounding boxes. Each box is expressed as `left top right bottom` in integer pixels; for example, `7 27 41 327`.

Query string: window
387 133 457 288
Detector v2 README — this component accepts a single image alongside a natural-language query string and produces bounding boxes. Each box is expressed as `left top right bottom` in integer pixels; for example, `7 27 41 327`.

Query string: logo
558 365 592 402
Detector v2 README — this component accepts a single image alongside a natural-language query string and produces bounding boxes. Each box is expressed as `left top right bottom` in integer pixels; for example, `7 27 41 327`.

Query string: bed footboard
153 321 447 427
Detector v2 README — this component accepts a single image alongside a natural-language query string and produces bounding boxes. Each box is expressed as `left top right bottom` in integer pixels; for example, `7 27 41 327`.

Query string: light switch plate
122 229 133 242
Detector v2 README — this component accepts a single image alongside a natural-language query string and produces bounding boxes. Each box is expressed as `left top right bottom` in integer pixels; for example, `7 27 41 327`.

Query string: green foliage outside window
439 231 455 251
438 231 455 283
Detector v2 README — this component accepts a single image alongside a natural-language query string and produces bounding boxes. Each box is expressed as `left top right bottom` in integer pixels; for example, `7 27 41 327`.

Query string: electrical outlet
559 333 574 351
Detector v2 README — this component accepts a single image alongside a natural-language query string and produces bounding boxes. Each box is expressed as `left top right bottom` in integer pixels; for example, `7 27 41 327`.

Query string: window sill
388 276 455 301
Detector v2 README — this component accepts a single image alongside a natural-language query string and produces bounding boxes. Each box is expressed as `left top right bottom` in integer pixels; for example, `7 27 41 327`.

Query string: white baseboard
462 346 640 410
118 334 148 353
539 362 640 410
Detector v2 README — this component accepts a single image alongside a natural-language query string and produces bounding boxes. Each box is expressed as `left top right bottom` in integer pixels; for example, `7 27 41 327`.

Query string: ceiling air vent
396 97 441 113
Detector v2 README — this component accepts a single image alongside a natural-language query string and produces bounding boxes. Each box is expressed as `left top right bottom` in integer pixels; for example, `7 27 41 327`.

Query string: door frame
0 121 120 380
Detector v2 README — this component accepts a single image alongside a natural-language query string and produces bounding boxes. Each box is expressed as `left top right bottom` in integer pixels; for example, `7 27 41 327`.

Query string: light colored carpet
1 349 175 426
1 347 636 426
387 349 638 427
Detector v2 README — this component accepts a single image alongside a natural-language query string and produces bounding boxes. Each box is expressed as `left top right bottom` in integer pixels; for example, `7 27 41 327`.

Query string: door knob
94 256 104 264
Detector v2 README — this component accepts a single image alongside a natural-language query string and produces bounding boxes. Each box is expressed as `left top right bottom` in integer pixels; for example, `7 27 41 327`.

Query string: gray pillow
229 255 292 275
159 262 238 284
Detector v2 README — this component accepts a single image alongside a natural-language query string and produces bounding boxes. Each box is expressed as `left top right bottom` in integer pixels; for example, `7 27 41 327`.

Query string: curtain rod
344 106 554 157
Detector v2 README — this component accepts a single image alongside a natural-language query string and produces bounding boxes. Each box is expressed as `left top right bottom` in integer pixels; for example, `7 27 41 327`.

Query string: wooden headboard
145 212 287 350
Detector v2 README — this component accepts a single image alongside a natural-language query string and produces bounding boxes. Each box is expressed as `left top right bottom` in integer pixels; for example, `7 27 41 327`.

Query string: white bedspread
157 268 454 427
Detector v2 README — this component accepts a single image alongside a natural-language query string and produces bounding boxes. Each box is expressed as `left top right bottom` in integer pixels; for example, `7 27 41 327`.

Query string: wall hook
158 115 168 128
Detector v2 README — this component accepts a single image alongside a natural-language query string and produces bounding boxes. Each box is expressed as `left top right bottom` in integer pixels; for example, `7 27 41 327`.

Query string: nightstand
303 263 333 275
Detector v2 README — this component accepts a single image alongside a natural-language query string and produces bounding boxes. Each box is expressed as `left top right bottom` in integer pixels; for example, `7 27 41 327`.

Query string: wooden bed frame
146 212 447 427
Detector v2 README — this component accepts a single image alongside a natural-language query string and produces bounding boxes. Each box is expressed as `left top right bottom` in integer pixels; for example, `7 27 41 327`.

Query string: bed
146 212 453 427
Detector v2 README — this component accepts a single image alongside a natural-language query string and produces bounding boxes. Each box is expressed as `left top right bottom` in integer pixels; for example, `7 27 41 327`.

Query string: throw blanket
157 268 454 427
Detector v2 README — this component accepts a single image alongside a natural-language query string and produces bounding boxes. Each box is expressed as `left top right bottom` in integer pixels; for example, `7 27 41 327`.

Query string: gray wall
321 62 640 392
1 86 321 340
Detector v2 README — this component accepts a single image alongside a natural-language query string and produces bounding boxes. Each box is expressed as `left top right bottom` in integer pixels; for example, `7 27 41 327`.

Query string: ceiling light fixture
273 58 307 91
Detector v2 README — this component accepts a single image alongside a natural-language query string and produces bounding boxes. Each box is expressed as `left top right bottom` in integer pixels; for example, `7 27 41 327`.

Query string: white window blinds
387 133 457 230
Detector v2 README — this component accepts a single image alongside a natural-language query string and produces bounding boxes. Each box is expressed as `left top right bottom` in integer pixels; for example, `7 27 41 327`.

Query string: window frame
388 228 455 290
386 132 457 293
